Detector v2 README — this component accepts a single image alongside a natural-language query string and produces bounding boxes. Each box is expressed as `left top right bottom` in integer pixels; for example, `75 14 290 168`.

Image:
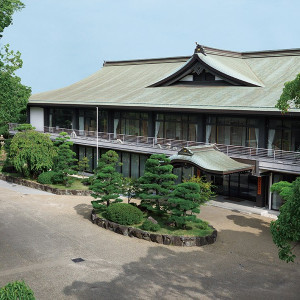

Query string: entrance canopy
169 145 254 175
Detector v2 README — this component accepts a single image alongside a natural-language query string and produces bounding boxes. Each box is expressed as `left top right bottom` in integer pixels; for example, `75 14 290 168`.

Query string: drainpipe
268 172 273 210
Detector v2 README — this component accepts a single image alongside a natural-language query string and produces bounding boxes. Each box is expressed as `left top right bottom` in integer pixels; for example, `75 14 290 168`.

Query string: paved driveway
0 185 299 299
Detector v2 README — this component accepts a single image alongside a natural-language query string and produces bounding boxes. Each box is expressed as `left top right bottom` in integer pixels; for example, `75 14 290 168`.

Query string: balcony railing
8 123 300 166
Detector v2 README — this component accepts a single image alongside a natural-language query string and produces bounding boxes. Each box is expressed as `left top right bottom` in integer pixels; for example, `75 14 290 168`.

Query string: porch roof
169 145 254 175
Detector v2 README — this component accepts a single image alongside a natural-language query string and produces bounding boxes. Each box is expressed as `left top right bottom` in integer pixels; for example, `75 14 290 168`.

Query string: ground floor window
76 146 149 178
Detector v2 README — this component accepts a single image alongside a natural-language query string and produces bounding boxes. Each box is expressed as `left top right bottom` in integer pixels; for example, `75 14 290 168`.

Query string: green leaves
270 177 300 262
9 130 56 177
0 0 25 38
0 280 35 300
276 73 300 113
90 150 123 207
168 182 201 229
53 132 78 186
139 154 177 212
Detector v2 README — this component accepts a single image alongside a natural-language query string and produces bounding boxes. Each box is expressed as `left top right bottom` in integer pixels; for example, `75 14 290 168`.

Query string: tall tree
276 73 300 113
270 177 300 263
139 154 177 212
0 1 31 136
90 150 123 208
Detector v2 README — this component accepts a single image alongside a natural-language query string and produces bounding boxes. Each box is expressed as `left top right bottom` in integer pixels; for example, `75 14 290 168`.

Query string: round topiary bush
37 171 58 184
106 203 143 225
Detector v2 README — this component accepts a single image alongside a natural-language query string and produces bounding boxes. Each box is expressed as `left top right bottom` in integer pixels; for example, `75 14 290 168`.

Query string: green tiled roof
29 46 300 113
169 145 254 175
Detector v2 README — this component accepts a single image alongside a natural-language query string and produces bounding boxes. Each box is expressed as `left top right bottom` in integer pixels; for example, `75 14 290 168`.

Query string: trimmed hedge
0 280 35 300
106 203 143 225
37 171 58 184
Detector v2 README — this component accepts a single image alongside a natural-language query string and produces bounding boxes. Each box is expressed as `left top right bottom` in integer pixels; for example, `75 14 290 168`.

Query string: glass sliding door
206 116 259 147
155 113 198 141
115 111 149 136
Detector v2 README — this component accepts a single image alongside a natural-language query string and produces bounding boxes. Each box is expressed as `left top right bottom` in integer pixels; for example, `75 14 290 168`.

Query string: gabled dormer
148 44 264 87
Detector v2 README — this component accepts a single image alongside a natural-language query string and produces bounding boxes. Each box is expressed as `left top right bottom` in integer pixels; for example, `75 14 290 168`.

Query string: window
206 116 259 147
155 113 198 141
115 111 149 136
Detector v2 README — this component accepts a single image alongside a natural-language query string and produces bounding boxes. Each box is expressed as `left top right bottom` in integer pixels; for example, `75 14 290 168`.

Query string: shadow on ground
63 233 300 300
226 214 270 230
73 203 93 220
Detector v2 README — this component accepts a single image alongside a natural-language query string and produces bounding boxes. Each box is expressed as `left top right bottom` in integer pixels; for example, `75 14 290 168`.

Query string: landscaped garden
89 149 215 239
1 124 216 242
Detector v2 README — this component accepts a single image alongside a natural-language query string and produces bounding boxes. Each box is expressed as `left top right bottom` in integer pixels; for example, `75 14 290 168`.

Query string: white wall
30 107 44 131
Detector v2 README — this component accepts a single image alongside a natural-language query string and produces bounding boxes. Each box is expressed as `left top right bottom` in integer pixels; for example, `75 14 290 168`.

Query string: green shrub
81 176 93 186
37 171 58 184
195 219 210 230
0 280 35 300
106 203 143 225
141 219 161 232
51 172 64 184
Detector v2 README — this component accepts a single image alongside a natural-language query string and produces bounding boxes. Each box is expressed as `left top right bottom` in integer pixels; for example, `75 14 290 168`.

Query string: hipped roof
29 46 300 114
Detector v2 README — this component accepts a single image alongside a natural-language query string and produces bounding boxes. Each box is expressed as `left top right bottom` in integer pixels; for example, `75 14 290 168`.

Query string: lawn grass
96 206 213 237
49 179 89 190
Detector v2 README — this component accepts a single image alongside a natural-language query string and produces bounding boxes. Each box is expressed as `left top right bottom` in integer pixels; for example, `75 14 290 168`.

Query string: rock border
0 174 91 196
91 209 217 247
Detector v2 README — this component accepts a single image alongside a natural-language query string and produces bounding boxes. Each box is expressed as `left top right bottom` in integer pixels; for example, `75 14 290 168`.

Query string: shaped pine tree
90 150 123 208
168 182 201 229
139 154 177 212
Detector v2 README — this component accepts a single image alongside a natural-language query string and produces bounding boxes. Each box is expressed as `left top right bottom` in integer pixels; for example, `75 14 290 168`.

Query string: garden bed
91 209 217 247
0 173 91 196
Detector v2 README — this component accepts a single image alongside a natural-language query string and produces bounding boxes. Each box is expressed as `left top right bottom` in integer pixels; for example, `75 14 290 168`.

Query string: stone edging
91 210 217 247
0 174 91 196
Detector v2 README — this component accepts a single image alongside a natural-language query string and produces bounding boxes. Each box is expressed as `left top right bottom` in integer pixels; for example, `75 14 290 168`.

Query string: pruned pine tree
53 132 77 186
90 150 123 208
139 154 177 212
168 182 201 229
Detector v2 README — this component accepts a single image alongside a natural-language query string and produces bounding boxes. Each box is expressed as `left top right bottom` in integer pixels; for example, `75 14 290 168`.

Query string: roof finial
194 42 206 55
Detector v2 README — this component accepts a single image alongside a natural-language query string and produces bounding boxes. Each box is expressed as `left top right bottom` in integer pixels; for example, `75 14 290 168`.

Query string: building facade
22 45 300 210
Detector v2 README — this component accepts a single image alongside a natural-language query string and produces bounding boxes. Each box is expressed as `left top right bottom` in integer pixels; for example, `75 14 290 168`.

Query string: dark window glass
122 152 130 177
131 154 139 179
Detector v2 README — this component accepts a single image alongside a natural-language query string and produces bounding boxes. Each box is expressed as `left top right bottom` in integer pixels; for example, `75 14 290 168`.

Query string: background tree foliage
184 176 215 204
139 154 177 212
53 132 78 186
0 0 31 136
270 177 300 263
9 129 56 177
276 73 300 113
0 0 25 37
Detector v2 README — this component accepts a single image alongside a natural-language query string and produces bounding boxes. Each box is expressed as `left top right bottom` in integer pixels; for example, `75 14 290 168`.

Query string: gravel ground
0 185 299 300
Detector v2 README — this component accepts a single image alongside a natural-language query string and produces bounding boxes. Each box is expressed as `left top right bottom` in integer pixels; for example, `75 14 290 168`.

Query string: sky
1 0 300 94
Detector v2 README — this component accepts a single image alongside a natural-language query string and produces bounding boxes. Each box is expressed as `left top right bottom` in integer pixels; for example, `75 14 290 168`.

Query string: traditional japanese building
16 44 300 210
